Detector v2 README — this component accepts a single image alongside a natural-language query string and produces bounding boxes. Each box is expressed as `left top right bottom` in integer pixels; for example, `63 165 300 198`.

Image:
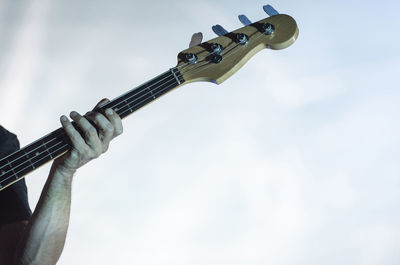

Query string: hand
54 98 123 176
51 31 201 177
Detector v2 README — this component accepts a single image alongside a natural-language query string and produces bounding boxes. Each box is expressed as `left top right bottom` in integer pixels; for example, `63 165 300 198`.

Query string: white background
1 0 399 264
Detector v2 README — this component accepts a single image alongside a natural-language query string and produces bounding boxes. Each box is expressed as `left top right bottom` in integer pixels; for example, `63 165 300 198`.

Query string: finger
92 98 110 111
85 111 114 151
70 111 102 151
60 115 86 149
189 32 203 48
104 108 123 137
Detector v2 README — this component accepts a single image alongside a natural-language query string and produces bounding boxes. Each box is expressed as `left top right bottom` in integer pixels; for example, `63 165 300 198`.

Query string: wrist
51 160 76 184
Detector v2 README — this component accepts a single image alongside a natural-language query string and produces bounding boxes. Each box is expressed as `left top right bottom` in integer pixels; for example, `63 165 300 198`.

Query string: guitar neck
0 67 184 191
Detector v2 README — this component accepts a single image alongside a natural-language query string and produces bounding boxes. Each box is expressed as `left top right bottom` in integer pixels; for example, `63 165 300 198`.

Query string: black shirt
0 126 32 227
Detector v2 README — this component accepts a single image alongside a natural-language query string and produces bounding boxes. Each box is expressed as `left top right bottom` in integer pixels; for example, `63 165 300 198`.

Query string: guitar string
0 73 180 178
179 31 262 77
95 30 262 114
112 34 252 117
108 38 242 113
0 78 177 183
176 33 264 84
0 32 265 185
0 80 180 186
0 75 178 171
120 32 263 112
97 39 244 114
179 41 242 76
176 39 238 74
0 70 184 179
0 33 263 183
0 33 264 183
178 29 262 75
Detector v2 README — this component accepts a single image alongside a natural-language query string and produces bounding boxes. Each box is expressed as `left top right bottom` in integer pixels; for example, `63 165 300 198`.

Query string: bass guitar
0 4 298 191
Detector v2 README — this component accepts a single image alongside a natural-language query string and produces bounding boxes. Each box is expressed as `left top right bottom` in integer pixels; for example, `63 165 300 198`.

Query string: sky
0 0 399 264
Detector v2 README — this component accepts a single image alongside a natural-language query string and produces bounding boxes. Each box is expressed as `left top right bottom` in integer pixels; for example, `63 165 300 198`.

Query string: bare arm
13 99 123 265
3 33 202 265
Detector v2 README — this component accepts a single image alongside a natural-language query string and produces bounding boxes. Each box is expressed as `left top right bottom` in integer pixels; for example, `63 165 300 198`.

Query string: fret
0 167 16 189
97 69 182 118
146 84 156 100
131 80 175 112
21 140 42 162
30 143 51 165
22 149 36 170
7 159 16 176
113 71 180 119
129 79 177 114
41 139 53 159
2 158 19 185
8 151 30 174
14 162 34 179
0 159 12 178
123 98 133 114
170 68 184 85
122 85 155 112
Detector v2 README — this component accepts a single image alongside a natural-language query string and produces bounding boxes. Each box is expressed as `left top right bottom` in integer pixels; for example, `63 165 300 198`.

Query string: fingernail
60 115 68 122
70 111 78 118
106 108 113 115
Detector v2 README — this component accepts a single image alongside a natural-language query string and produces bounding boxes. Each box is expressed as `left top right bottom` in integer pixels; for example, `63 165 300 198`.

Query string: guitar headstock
176 5 298 85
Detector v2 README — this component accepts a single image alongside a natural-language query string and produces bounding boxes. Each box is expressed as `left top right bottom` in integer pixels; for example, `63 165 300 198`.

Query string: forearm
10 102 122 265
14 160 75 265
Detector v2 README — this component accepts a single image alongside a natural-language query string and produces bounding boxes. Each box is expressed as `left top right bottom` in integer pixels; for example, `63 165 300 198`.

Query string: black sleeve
0 125 32 227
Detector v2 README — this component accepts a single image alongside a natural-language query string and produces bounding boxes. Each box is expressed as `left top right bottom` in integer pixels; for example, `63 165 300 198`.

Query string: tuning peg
238 14 252 26
212 24 229 36
189 32 203 48
263 5 279 16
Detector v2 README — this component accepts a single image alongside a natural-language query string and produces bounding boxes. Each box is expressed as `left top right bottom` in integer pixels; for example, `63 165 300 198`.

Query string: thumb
92 98 110 111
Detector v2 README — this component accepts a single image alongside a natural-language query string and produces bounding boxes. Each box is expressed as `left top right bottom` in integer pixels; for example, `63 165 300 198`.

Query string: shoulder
0 125 20 158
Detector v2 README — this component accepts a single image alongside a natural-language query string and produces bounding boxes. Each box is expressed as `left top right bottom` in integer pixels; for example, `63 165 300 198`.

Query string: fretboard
0 67 184 191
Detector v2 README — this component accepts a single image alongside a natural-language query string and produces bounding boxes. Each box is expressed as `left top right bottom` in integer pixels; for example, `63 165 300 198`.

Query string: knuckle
69 132 80 142
85 127 97 139
92 112 102 120
69 150 80 160
103 145 109 153
115 127 123 135
92 151 101 159
105 123 114 133
90 145 102 157
95 145 103 153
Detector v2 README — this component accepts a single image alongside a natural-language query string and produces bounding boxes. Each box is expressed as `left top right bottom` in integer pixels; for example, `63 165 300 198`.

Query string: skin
0 98 123 265
0 33 203 265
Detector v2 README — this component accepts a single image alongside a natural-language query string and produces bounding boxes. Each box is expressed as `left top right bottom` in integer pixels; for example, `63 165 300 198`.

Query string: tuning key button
210 43 223 54
235 33 249 45
184 53 198 64
263 5 279 16
209 54 223 64
238 14 252 26
212 24 229 36
262 23 275 35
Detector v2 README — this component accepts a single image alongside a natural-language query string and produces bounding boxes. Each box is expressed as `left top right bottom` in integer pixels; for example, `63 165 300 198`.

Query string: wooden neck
0 67 184 191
